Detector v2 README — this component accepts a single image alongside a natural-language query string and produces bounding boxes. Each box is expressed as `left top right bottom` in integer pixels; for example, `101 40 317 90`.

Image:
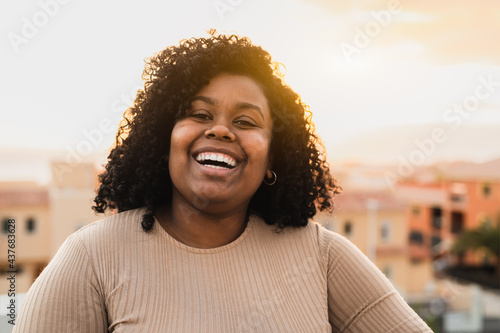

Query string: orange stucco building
398 159 500 266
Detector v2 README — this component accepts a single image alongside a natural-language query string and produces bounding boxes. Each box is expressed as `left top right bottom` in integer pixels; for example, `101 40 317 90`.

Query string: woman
15 32 432 332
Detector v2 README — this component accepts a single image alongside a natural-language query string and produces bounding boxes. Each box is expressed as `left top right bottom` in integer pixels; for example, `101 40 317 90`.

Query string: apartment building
398 159 500 266
316 190 434 298
0 162 98 293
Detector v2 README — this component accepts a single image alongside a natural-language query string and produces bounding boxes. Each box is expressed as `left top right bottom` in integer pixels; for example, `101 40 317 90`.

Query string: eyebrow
191 96 265 120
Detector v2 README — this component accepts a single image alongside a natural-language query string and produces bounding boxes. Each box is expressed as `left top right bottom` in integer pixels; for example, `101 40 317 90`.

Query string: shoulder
292 219 371 272
310 221 356 252
252 215 346 242
77 207 145 233
251 215 351 259
70 207 149 252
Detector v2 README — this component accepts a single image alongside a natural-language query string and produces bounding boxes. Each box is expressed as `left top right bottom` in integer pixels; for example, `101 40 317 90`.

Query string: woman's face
168 73 273 213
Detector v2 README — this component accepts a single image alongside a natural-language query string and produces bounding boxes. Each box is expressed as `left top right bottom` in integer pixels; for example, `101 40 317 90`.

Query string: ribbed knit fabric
14 208 432 332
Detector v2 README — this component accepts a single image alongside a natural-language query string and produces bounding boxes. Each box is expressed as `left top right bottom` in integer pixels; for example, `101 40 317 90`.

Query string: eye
187 109 212 121
234 117 257 127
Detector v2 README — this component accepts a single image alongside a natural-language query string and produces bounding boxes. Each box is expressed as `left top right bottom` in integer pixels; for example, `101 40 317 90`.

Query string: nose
204 124 236 141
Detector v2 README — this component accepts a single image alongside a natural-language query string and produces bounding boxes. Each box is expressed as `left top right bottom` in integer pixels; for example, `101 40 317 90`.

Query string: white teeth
205 165 227 170
195 152 237 168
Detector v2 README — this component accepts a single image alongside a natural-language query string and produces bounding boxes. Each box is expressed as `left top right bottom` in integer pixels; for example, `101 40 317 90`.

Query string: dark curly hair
93 31 341 232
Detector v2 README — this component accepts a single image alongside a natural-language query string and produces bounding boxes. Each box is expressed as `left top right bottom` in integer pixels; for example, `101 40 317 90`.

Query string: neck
156 200 249 249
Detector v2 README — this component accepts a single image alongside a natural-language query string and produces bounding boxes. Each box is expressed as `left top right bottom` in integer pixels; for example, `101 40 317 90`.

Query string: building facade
0 162 99 293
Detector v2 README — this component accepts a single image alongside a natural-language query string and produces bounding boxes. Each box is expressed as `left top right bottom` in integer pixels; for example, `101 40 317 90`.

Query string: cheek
168 125 193 174
169 123 194 154
243 132 272 165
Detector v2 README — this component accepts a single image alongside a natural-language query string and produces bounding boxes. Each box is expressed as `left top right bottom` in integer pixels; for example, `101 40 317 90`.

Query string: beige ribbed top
14 208 432 332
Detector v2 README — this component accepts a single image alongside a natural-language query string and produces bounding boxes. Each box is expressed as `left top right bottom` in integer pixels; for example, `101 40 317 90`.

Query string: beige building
316 190 434 299
0 182 50 293
0 162 98 293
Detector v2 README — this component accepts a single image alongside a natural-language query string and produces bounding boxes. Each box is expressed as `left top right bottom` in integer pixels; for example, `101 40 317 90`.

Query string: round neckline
153 214 256 254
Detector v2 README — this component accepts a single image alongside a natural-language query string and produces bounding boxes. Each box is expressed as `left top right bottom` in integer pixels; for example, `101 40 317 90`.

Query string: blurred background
1 0 499 332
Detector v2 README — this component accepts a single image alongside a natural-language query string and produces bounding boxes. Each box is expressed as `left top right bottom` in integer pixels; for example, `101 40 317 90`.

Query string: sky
1 0 499 183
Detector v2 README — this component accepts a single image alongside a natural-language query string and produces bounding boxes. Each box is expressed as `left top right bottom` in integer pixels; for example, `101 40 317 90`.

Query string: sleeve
13 233 108 333
318 227 433 333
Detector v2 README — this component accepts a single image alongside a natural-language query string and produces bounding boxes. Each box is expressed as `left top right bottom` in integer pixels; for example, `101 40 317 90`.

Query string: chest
102 248 331 332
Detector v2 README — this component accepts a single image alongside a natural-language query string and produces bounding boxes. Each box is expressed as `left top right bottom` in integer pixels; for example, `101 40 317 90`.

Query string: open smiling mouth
195 152 238 170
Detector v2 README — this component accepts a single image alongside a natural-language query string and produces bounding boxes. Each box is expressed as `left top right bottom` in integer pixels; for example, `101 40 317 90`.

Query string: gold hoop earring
263 171 277 186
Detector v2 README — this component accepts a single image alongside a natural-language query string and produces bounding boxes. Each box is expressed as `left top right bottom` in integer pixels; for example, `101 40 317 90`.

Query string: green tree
452 222 500 268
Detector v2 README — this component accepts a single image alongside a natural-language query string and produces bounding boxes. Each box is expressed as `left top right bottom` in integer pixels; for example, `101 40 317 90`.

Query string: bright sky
1 0 500 182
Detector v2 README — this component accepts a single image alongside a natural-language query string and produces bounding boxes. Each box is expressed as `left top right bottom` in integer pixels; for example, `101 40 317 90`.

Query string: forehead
194 73 269 109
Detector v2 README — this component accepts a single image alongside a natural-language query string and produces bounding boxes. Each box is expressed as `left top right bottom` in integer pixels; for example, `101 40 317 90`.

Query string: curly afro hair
93 31 341 232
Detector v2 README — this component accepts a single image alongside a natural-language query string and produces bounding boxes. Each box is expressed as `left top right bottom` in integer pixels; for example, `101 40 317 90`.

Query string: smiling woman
92 31 338 235
165 73 274 247
13 32 432 332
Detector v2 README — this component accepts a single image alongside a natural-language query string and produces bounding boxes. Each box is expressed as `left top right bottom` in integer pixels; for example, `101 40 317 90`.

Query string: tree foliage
451 223 500 260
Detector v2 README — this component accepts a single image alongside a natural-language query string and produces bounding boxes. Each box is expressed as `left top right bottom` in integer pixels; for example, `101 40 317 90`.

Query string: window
431 207 442 229
344 221 352 237
0 264 23 275
381 220 391 242
451 211 464 234
450 193 464 202
2 218 11 234
431 235 441 247
26 217 36 233
482 183 491 198
409 230 424 245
